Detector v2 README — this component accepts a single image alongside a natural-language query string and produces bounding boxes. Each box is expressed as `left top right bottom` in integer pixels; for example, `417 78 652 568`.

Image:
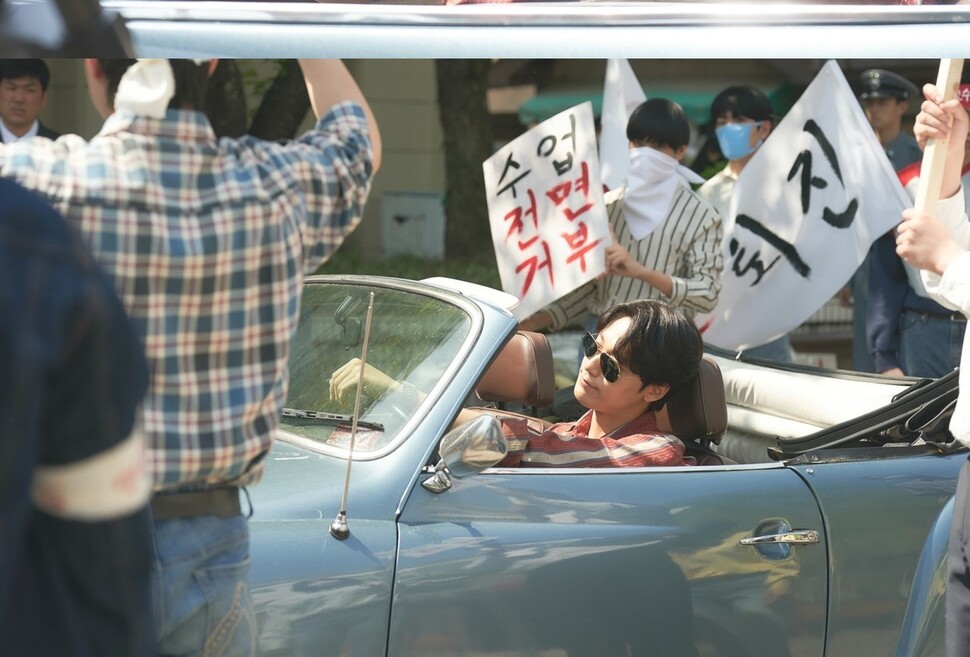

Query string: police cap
858 69 920 102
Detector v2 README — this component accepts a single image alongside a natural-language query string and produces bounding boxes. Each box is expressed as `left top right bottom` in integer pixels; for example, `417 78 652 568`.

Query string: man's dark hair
626 98 690 151
710 85 774 124
98 59 212 113
0 59 51 91
597 299 703 411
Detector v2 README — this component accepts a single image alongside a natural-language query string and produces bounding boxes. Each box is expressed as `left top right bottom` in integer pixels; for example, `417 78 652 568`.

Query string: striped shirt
545 177 723 330
498 410 690 468
0 102 375 491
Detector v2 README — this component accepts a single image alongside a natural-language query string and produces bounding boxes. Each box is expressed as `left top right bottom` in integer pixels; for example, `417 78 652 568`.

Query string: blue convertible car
250 274 963 657
3 2 968 656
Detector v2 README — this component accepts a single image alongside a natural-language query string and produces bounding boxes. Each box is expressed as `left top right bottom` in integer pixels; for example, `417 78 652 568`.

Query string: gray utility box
381 191 446 260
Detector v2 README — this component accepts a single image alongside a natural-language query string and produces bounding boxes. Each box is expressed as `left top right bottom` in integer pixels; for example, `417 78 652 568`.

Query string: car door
391 463 827 657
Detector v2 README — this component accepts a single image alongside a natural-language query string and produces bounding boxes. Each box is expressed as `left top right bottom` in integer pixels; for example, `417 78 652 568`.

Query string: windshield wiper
281 408 384 432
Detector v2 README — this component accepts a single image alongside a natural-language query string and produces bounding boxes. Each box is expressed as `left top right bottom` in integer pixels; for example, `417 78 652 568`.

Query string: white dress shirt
0 118 39 143
921 188 970 444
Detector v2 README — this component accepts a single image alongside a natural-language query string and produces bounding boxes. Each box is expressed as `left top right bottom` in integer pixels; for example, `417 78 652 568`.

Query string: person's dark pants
900 311 966 379
947 457 970 657
8 508 156 657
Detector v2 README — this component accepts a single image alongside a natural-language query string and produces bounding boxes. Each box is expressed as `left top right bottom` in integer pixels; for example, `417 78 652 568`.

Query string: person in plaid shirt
0 58 381 656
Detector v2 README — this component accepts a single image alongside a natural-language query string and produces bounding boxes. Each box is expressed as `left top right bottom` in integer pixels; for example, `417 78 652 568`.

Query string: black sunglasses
581 331 627 383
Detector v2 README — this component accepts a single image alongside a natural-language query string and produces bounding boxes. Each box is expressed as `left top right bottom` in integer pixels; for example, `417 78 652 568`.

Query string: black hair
710 85 774 124
0 59 51 91
625 98 690 151
97 59 212 113
596 299 703 411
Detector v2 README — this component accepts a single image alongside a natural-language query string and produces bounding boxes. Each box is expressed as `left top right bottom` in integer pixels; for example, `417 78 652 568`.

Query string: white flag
698 60 911 351
483 102 610 320
598 59 647 191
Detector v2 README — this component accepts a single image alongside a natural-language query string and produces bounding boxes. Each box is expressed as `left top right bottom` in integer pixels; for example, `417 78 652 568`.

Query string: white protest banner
697 60 911 351
483 101 610 320
599 59 647 191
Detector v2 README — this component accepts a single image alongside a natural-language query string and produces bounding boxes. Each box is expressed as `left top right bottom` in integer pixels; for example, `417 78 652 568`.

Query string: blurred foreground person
0 178 153 656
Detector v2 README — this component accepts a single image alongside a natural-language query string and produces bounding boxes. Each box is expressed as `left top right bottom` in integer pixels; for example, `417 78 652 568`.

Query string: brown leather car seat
657 357 733 465
476 330 556 408
473 330 556 433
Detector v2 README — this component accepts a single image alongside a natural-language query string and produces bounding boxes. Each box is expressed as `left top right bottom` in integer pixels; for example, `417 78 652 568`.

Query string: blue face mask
715 122 763 161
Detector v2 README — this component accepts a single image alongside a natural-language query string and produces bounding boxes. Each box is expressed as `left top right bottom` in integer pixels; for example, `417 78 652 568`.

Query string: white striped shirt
546 177 723 329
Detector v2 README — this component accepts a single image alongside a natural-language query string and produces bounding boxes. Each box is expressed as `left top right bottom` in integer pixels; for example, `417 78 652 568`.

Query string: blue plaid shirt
0 102 375 491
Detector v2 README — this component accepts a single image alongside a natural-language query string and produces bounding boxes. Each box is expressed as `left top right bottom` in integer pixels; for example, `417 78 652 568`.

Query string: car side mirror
422 415 508 494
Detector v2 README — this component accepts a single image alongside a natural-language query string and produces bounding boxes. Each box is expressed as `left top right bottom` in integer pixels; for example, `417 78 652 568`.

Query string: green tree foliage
207 59 498 269
206 60 309 140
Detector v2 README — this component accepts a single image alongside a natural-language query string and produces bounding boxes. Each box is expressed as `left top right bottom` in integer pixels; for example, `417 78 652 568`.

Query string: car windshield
280 280 472 455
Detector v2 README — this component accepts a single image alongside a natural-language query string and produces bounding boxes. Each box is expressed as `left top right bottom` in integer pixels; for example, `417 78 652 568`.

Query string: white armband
31 425 151 521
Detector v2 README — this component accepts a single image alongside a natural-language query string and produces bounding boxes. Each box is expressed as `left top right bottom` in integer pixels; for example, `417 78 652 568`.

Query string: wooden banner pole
914 58 965 216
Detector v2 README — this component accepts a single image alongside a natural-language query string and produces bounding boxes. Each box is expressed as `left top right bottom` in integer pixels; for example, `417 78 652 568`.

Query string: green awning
517 83 797 126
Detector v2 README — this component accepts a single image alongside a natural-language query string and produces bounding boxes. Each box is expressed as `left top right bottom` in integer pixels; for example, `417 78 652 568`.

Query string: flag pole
914 59 965 217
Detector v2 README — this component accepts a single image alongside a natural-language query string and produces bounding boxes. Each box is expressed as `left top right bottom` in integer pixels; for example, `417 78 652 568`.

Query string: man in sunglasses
475 299 702 468
332 298 703 468
332 299 702 467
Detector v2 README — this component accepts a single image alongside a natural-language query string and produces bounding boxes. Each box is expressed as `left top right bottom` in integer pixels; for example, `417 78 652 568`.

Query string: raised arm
299 59 382 172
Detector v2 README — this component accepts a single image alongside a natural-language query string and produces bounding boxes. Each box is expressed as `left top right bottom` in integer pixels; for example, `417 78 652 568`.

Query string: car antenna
330 291 375 540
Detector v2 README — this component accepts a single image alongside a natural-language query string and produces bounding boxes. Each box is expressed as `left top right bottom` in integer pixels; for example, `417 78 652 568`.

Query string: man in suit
0 59 60 142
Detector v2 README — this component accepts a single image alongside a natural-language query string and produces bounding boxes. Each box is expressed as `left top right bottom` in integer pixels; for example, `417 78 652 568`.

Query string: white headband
114 59 211 119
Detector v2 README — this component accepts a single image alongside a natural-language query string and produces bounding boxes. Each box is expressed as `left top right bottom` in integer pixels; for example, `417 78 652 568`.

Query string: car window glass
282 282 472 454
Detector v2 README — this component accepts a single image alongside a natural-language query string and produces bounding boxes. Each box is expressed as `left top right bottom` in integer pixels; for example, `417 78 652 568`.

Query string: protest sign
697 60 911 351
599 59 647 191
483 102 610 320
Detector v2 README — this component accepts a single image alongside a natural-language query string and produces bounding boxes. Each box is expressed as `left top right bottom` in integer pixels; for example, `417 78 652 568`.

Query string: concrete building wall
42 59 98 138
349 59 444 259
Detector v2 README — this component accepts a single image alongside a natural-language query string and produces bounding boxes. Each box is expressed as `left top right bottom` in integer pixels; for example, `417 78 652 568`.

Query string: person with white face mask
520 98 723 371
697 85 795 364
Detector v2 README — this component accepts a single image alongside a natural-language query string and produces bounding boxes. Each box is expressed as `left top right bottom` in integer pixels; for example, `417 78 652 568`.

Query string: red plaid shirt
498 410 690 468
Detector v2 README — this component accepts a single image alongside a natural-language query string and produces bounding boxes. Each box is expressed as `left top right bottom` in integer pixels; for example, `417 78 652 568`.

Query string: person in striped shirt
520 98 723 344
